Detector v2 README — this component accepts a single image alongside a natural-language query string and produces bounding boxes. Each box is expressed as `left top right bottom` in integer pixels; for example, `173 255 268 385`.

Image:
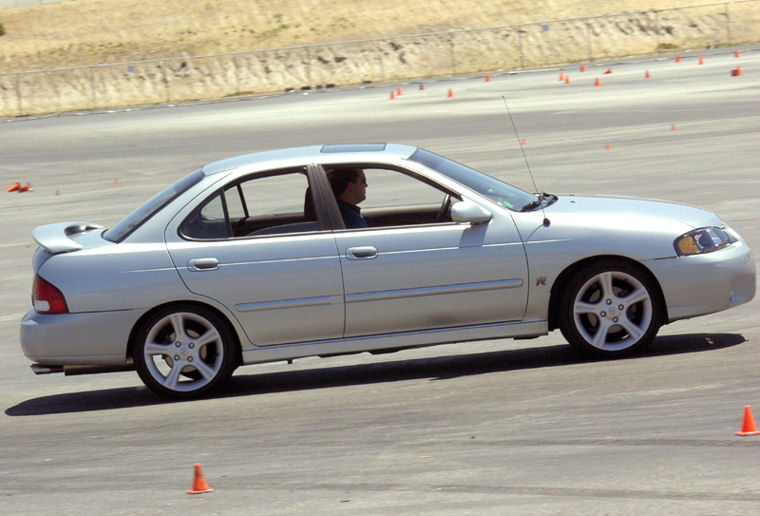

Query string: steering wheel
437 194 452 221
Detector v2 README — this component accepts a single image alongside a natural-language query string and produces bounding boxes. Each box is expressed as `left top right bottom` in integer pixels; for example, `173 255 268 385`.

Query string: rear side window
181 193 231 239
104 170 204 242
180 168 321 239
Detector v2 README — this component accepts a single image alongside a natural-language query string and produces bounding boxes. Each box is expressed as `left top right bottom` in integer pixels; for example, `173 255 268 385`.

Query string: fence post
162 60 170 103
518 25 524 69
380 40 385 81
57 71 63 113
233 55 240 95
15 72 22 117
449 32 456 76
725 4 732 45
90 66 96 110
653 10 661 54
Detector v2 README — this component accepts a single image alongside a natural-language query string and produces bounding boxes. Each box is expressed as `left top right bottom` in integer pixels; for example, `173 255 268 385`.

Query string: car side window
327 165 459 229
362 168 448 209
180 168 321 239
239 174 306 218
180 193 230 239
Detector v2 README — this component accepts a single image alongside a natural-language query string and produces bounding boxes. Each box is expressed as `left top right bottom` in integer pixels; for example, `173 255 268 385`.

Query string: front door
325 165 528 337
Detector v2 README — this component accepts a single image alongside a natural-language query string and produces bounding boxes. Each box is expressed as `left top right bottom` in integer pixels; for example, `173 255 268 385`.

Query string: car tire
558 260 663 357
134 304 237 399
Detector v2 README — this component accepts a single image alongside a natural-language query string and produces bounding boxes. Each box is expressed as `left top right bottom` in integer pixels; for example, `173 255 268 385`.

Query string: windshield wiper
521 199 542 212
521 192 555 212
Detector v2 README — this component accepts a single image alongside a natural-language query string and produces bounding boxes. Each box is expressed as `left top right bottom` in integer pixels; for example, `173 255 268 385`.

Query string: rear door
165 166 345 346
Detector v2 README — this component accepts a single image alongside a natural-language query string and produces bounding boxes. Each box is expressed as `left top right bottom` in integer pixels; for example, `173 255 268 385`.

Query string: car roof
201 143 418 176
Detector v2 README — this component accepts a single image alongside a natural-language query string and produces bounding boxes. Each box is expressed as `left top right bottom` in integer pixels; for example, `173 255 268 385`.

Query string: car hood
544 195 723 233
509 195 727 261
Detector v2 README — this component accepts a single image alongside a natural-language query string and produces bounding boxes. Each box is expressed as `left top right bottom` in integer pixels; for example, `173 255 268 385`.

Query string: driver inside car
326 167 368 229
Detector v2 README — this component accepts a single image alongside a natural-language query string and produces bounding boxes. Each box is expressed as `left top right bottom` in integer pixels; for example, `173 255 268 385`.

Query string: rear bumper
646 241 755 322
20 308 143 367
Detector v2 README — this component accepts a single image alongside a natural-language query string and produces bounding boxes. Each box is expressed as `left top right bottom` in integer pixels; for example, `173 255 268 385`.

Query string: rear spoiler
32 222 104 254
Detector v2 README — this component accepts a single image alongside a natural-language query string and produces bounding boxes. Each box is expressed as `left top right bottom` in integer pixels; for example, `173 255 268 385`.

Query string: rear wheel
134 305 237 399
558 261 662 357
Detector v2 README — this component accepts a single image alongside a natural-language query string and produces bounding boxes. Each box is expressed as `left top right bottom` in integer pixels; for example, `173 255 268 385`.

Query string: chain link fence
1 0 758 117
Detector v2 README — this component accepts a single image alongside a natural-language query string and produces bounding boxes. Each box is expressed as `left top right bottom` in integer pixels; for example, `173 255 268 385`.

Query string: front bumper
20 308 144 367
646 240 755 322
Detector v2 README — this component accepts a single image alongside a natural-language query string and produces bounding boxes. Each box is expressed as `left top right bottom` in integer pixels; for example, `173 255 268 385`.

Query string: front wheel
558 261 663 357
133 304 237 399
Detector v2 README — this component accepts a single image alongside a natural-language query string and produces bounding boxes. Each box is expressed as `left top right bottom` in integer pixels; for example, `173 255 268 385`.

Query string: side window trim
219 189 232 237
314 162 461 232
235 183 249 218
177 186 231 240
308 164 345 231
180 166 337 240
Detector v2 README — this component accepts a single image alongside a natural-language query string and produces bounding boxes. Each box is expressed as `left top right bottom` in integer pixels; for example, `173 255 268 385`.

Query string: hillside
0 0 729 73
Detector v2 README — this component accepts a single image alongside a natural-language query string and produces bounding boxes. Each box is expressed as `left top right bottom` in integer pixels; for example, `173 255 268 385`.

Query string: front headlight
674 227 733 256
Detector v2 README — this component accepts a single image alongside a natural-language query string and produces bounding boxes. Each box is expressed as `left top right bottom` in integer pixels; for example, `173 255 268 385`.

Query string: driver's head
327 167 367 205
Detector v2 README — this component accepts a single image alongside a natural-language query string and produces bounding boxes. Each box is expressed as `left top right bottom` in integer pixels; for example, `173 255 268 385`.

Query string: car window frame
178 166 332 241
105 169 205 243
315 162 462 232
408 148 537 212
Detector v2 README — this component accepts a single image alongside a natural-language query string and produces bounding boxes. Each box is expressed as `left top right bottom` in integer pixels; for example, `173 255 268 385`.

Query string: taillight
33 275 69 314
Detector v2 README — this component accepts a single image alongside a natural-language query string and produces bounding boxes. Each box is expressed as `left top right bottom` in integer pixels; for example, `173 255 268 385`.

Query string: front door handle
346 246 378 260
188 258 220 271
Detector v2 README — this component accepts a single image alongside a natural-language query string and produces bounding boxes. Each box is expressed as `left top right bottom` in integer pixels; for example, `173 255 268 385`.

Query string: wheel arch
547 255 668 331
127 300 243 366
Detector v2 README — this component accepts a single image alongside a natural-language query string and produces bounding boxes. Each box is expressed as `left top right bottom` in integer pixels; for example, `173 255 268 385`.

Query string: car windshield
409 148 537 211
103 170 205 242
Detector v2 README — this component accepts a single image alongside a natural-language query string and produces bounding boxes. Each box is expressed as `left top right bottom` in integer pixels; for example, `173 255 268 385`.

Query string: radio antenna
501 95 550 227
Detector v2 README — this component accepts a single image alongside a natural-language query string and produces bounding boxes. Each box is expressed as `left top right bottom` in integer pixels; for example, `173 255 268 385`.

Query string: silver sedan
20 144 756 399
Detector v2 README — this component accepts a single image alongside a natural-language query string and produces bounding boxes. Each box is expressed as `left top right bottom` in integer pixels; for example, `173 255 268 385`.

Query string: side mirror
451 200 492 224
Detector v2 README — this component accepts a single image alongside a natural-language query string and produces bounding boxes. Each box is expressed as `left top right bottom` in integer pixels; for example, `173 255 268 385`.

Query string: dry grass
0 0 733 72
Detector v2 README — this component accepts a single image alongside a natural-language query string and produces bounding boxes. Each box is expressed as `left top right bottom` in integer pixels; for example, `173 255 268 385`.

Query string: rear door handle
346 246 378 260
188 258 220 271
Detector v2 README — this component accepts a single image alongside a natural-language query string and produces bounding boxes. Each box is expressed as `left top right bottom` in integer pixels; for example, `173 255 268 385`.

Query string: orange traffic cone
520 139 526 146
675 54 681 63
18 183 32 192
186 463 214 494
419 82 425 90
605 144 611 150
735 406 760 436
7 182 20 192
396 86 402 96
671 123 677 131
645 69 651 79
485 73 491 82
735 49 741 58
580 63 586 72
699 55 704 65
447 89 454 98
559 71 564 81
732 66 743 77
565 75 571 84
389 90 395 100
114 178 120 185
603 68 612 74
594 77 601 87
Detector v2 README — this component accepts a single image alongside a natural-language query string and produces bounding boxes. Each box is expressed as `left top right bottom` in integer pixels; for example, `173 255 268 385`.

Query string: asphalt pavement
1 48 759 514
